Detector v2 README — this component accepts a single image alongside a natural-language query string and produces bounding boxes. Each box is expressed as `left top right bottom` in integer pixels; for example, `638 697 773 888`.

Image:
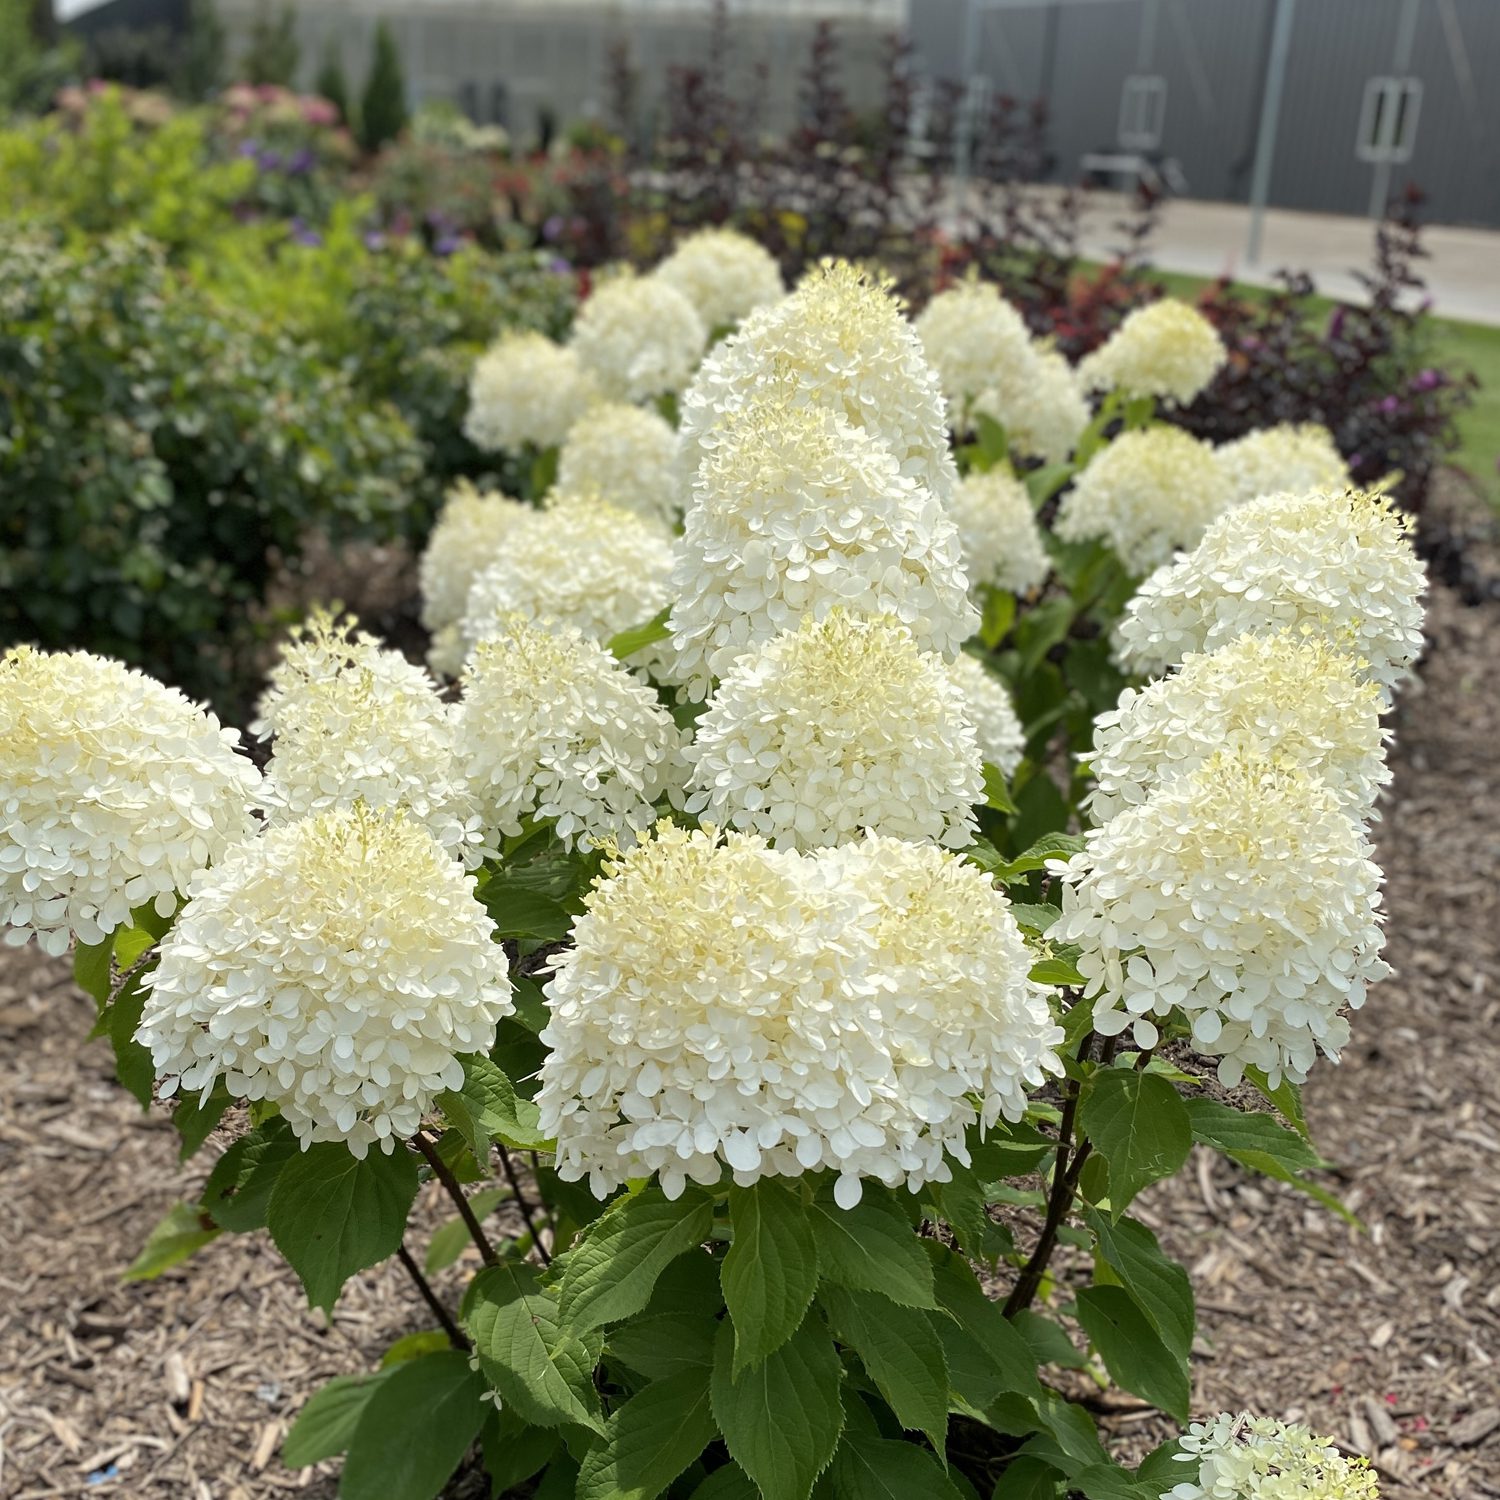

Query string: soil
1 483 1496 1500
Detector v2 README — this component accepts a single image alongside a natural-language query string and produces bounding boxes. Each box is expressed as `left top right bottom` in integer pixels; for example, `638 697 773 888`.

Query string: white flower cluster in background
973 346 1091 467
686 611 983 851
1086 630 1389 823
948 466 1051 599
1 646 260 955
1056 426 1228 577
678 258 958 504
464 330 599 452
456 616 684 851
537 824 1061 1205
1163 1412 1380 1500
948 652 1026 777
1079 299 1227 406
569 270 707 402
255 613 480 863
914 279 1037 423
555 400 682 527
669 395 975 697
652 226 786 331
137 804 514 1157
1114 488 1428 692
1216 421 1350 506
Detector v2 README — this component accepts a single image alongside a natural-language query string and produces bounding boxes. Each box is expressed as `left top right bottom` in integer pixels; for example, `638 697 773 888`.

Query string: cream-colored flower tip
569 269 708 403
1114 487 1427 692
1086 630 1389 825
459 490 675 672
255 612 480 863
1055 425 1230 577
677 257 958 506
948 466 1051 599
1164 1412 1381 1500
463 329 599 452
686 610 983 851
455 615 685 852
973 345 1091 466
536 824 1061 1207
1053 749 1389 1089
914 278 1038 417
0 645 260 955
418 479 532 640
1078 298 1227 406
137 804 514 1158
669 395 975 700
555 401 682 527
947 652 1026 778
652 226 785 331
1215 421 1351 507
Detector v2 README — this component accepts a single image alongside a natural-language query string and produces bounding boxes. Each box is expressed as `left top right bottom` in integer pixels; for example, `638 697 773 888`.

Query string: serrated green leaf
381 1331 452 1367
440 1053 552 1155
123 1201 220 1281
576 1369 718 1500
114 921 161 968
1011 1310 1085 1370
1028 957 1086 987
1072 1464 1154 1499
1085 1211 1194 1362
991 1456 1064 1498
979 589 1018 649
340 1350 486 1500
1075 1285 1189 1422
466 1262 605 1434
983 763 1018 814
1025 463 1075 507
1008 903 1062 935
710 1315 843 1500
74 937 112 1007
109 970 154 1109
480 1406 559 1494
508 974 550 1034
172 1082 233 1160
724 1180 820 1373
924 1244 1040 1406
200 1118 297 1232
1134 1440 1186 1484
267 1142 419 1313
1244 1066 1310 1138
827 1433 967 1499
988 832 1087 881
479 879 573 941
608 607 673 661
282 1372 390 1467
690 1465 760 1499
809 1184 934 1309
559 1183 715 1332
1078 1069 1191 1215
425 1187 509 1274
607 1311 718 1380
818 1286 947 1454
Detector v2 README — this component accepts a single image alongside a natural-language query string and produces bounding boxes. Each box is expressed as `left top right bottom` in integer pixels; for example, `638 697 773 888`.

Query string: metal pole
954 0 984 193
1369 0 1422 220
1246 0 1296 266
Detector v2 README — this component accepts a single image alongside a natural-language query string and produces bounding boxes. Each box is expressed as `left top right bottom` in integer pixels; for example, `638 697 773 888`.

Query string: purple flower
547 256 572 275
237 138 260 158
290 218 322 248
433 233 461 257
363 230 387 252
1327 307 1346 341
542 214 565 242
1411 367 1442 391
1377 395 1401 415
287 147 315 176
258 148 283 172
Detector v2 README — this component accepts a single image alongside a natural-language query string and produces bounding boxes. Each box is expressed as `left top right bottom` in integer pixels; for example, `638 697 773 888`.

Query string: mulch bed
1 485 1496 1499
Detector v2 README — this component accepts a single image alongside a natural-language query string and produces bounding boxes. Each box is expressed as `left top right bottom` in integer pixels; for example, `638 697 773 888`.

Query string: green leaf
991 1456 1064 1498
466 1262 605 1434
200 1118 297 1232
426 1187 508 1274
480 1407 559 1495
172 1081 233 1160
109 971 155 1109
1028 957 1085 987
576 1369 719 1500
1011 1311 1085 1371
1074 1285 1189 1422
1078 1069 1191 1215
340 1350 486 1500
818 1286 947 1454
440 1053 552 1155
983 763 1018 814
1072 1465 1153 1499
809 1184 935 1309
1085 1211 1194 1361
1024 463 1074 507
924 1245 1040 1405
608 1311 718 1381
1244 1066 1310 1139
508 974 550 1034
123 1201 220 1282
979 590 1017 650
282 1373 390 1468
710 1315 844 1500
987 832 1086 882
827 1433 967 1499
479 879 573 942
608 607 673 662
267 1142 420 1314
74 937 113 1007
724 1180 820 1373
559 1184 716 1332
1008 903 1061 936
691 1466 761 1499
381 1331 452 1367
1014 597 1075 678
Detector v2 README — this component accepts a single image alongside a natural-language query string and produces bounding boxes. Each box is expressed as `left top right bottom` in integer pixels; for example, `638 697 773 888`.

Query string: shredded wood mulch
2 491 1497 1499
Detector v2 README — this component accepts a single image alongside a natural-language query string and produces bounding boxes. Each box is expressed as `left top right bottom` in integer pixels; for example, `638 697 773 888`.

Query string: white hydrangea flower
569 270 707 403
1164 1412 1381 1500
455 615 684 851
1053 750 1389 1088
948 652 1026 778
948 466 1051 599
464 330 599 452
255 613 480 862
555 401 682 527
0 646 260 955
137 804 513 1157
686 611 983 851
1086 630 1389 824
537 824 1062 1205
669 397 976 698
1078 299 1227 406
972 345 1091 466
418 479 532 639
914 279 1038 421
678 258 958 505
1055 426 1230 577
1114 488 1427 693
459 491 675 672
1216 422 1351 507
652 226 786 331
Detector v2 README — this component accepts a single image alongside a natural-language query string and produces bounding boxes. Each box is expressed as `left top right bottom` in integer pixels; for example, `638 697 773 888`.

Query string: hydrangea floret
973 345 1091 466
1164 1412 1381 1500
1215 421 1350 507
913 278 1038 422
652 226 786 331
1078 298 1227 406
569 269 708 403
948 651 1027 778
555 400 683 527
464 330 599 452
948 466 1051 599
